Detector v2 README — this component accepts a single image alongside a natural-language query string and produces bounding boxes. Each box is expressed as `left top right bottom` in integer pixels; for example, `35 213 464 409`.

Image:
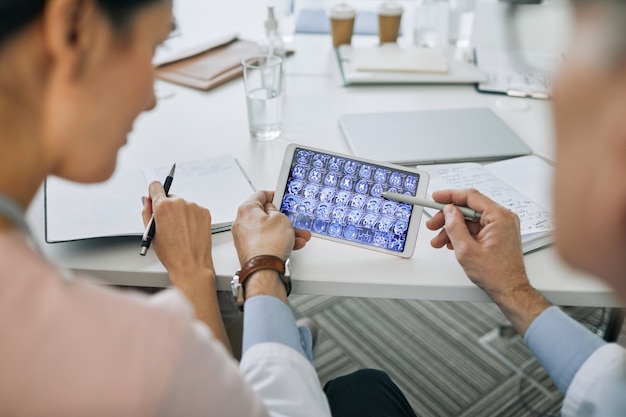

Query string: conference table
25 0 622 309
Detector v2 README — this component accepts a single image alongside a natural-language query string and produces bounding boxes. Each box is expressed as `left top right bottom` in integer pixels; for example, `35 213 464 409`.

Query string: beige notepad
351 45 448 73
155 39 262 90
153 31 296 91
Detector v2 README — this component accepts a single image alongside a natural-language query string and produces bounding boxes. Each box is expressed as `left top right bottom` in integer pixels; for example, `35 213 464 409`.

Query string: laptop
339 107 532 165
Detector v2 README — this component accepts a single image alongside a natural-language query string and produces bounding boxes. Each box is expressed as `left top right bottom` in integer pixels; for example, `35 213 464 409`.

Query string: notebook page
45 168 146 242
418 160 554 236
484 155 554 213
144 155 255 229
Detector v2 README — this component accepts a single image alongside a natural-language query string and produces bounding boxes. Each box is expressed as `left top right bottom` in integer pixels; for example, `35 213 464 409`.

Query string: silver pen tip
140 246 148 256
169 163 176 177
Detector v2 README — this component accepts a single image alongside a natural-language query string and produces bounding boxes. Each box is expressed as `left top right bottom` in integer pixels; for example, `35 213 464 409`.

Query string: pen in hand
140 163 176 256
381 191 482 221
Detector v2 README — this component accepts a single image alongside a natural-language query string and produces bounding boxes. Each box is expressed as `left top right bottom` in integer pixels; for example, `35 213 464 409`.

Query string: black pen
140 163 176 256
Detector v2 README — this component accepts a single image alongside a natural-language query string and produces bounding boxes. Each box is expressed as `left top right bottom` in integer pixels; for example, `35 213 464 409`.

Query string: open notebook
418 155 555 253
45 155 255 243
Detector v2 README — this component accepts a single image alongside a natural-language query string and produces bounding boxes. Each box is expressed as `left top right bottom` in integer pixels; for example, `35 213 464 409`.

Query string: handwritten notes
419 155 555 252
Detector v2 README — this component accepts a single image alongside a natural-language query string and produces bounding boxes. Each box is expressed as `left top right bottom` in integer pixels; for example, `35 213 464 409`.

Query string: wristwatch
231 255 291 310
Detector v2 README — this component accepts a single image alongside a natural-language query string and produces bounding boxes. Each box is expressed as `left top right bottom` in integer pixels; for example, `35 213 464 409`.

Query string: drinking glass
242 56 283 141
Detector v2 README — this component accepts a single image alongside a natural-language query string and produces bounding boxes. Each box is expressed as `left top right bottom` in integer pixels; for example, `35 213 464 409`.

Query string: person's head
548 0 626 293
0 0 172 184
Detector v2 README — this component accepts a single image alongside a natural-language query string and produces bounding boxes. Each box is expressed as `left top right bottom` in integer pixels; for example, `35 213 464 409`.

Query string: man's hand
232 191 311 265
427 188 551 335
231 191 311 302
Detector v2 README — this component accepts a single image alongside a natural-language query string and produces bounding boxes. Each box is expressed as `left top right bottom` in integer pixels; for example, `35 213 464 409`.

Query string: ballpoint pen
381 191 482 221
506 89 550 100
140 163 176 256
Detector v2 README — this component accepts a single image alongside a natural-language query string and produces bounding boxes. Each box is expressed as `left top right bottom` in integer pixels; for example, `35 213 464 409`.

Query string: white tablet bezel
273 144 430 258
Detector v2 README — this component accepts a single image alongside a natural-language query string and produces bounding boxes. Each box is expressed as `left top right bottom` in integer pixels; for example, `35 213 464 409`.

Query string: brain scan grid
279 148 421 252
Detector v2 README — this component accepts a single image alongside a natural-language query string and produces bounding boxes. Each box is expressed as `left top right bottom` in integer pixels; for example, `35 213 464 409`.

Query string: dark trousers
324 369 418 417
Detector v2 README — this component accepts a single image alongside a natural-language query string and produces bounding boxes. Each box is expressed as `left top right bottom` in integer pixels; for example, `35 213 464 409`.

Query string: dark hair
0 0 161 45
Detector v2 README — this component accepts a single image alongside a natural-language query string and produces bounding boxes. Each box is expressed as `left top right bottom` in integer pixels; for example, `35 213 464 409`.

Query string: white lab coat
562 343 626 417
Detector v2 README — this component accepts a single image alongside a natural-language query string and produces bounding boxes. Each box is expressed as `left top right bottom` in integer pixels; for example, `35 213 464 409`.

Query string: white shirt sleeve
561 343 626 417
240 343 332 417
151 289 330 417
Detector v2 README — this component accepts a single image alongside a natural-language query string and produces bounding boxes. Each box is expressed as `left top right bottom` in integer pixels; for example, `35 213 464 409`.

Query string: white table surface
25 0 620 307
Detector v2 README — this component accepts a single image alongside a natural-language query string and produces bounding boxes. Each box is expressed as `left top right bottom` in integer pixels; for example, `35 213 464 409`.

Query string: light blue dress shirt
243 295 314 363
524 306 606 393
243 299 608 395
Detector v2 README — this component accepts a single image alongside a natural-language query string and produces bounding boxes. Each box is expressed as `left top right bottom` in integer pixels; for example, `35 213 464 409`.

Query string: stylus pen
140 163 176 256
381 191 482 221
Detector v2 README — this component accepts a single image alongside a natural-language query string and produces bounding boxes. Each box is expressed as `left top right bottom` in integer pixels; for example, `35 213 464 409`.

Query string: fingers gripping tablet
273 144 430 258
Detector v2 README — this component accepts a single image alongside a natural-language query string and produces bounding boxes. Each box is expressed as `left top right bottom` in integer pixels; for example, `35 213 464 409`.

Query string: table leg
603 308 625 342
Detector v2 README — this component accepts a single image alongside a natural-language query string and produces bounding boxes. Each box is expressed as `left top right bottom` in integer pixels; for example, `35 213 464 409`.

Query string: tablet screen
277 147 423 253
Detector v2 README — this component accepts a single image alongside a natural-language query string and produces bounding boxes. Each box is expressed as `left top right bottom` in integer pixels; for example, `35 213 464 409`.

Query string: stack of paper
474 47 563 99
351 45 448 73
152 33 239 67
335 45 487 85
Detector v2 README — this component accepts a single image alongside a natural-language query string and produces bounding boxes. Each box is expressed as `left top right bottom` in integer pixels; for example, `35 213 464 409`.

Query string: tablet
274 144 430 258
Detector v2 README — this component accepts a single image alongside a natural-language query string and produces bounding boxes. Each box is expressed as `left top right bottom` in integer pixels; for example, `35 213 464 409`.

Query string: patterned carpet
289 295 621 417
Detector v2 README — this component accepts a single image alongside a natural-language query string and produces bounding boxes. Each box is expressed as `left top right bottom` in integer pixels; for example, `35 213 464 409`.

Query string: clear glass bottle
259 6 287 59
413 0 439 48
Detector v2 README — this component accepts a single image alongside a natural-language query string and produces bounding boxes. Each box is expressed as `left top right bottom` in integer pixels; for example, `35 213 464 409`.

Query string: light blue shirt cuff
242 295 313 363
524 306 605 393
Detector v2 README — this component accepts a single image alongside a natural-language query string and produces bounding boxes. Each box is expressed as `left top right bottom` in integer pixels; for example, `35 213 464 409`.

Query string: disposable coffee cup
329 3 356 47
378 2 403 43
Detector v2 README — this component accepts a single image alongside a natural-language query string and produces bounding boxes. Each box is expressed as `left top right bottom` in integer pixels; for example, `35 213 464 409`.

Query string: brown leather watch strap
232 255 291 310
238 255 287 289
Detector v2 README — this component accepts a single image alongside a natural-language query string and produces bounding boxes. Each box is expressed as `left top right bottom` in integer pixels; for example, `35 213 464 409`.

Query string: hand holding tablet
273 144 430 258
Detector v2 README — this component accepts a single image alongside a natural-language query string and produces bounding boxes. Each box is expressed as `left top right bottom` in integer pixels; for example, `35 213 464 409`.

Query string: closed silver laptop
339 107 532 166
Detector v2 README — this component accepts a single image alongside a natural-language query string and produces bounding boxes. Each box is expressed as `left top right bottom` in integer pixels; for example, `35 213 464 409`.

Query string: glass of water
413 0 440 48
448 0 476 48
242 56 283 141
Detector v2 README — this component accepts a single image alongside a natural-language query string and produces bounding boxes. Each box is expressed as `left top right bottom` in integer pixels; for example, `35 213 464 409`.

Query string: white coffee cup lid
378 2 403 16
329 3 356 19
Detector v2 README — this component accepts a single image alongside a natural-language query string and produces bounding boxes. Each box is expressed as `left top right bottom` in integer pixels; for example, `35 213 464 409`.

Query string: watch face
284 258 291 278
231 272 244 308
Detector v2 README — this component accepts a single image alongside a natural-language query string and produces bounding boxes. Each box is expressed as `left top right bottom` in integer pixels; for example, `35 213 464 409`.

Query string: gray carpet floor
289 295 623 417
